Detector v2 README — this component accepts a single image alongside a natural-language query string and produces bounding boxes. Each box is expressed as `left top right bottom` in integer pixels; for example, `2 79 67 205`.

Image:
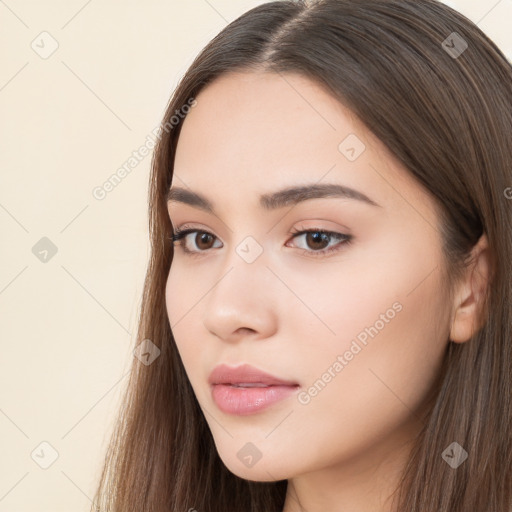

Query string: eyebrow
166 183 381 213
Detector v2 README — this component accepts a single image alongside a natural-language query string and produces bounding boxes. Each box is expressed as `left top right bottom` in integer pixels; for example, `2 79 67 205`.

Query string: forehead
176 70 361 159
175 71 364 184
171 70 437 226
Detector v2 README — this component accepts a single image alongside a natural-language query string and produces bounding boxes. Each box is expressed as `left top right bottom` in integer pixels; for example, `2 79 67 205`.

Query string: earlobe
449 233 491 344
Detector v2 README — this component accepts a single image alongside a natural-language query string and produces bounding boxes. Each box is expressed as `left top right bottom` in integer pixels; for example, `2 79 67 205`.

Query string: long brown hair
91 1 512 510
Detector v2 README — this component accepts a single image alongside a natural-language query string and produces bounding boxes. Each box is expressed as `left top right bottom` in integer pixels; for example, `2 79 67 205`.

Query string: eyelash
170 225 352 259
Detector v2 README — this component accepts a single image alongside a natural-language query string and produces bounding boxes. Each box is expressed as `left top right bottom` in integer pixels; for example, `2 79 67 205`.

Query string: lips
208 363 299 387
208 363 300 416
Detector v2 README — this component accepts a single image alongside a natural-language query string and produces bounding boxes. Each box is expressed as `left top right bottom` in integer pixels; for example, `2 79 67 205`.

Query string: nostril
235 327 257 336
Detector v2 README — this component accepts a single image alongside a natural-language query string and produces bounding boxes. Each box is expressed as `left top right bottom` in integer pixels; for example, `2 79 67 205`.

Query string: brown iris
195 232 215 250
305 231 330 251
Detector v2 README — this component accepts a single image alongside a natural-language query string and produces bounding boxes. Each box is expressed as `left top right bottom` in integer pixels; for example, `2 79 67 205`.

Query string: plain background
0 1 511 510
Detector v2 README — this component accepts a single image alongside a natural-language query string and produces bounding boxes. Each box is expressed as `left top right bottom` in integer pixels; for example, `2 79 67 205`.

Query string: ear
449 233 492 344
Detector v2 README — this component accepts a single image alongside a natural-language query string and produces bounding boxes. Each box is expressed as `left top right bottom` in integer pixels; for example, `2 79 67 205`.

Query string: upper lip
208 363 299 386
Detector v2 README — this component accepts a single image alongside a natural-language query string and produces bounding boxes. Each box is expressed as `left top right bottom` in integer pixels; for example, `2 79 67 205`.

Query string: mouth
208 363 300 415
208 363 299 387
226 383 283 388
210 383 300 416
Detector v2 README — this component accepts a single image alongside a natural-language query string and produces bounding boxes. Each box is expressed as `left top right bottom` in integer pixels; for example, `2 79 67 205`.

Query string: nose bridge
202 235 277 340
214 229 270 287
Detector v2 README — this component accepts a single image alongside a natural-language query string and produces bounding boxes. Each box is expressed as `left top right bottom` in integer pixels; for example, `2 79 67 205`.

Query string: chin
219 452 293 482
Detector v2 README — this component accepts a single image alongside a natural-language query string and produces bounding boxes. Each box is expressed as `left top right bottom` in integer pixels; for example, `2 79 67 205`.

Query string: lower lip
211 384 299 415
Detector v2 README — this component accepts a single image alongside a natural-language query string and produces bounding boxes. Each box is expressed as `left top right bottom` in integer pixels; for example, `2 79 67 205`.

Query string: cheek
270 244 440 362
165 265 210 402
264 287 446 477
165 264 200 357
287 242 449 446
165 264 183 323
165 261 206 326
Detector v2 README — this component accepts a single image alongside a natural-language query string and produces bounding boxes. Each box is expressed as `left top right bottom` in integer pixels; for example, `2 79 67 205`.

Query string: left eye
288 229 351 255
171 228 352 258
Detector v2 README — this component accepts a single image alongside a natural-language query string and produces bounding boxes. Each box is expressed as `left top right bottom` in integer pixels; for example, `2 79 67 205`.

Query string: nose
202 257 279 343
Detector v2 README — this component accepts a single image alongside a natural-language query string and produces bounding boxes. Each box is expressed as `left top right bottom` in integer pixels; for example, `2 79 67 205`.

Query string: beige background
0 1 510 510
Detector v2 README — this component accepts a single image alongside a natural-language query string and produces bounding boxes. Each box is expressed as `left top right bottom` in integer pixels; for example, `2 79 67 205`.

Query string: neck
281 417 419 512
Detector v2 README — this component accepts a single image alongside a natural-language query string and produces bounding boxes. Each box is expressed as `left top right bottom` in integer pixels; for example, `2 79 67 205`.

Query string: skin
165 70 490 512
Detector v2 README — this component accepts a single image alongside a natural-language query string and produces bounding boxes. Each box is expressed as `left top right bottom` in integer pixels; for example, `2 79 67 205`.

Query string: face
165 70 452 483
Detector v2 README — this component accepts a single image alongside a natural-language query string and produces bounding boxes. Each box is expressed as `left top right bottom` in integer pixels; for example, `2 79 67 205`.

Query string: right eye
171 228 223 255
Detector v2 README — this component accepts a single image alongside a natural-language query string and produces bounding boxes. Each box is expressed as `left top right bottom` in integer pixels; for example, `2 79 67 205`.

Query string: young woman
91 1 512 510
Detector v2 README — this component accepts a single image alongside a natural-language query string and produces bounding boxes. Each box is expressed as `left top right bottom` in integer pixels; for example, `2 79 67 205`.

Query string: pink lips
208 363 299 415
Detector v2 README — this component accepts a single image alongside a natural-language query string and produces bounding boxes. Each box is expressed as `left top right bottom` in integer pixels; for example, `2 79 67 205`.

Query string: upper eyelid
173 225 344 237
171 218 350 234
